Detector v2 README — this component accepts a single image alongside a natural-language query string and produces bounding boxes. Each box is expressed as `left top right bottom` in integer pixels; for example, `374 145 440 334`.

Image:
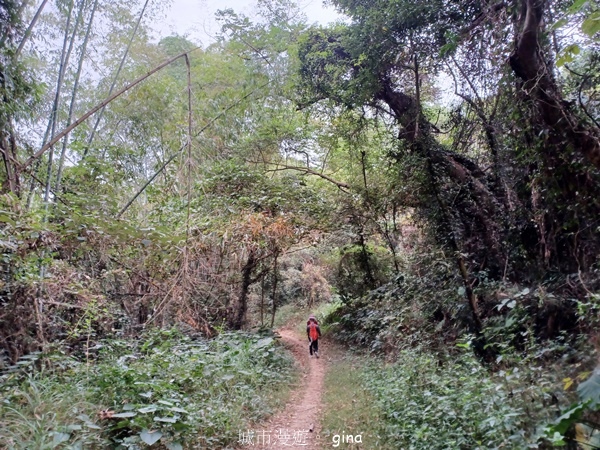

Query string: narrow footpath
237 326 327 449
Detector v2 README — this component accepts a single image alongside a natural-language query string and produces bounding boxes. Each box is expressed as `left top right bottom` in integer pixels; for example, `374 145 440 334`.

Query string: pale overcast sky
152 0 343 45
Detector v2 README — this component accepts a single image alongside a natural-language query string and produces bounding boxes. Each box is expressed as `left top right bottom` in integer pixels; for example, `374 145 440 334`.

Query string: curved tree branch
263 163 350 191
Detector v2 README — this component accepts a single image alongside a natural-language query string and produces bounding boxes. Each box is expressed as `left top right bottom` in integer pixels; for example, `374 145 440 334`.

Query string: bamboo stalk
22 48 201 170
84 0 151 151
185 54 193 243
55 0 99 192
44 0 80 203
15 0 49 58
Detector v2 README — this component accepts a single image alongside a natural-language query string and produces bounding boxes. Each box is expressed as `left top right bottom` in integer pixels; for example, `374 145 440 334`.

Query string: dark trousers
309 339 319 355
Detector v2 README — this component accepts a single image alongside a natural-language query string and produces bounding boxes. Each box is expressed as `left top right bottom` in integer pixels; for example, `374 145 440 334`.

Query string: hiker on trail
307 314 321 358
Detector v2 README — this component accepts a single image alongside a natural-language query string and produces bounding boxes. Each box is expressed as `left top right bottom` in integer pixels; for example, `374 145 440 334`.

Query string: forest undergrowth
0 329 295 449
316 255 600 450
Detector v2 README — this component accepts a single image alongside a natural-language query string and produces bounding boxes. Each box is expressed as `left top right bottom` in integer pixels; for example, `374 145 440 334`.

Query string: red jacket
307 319 321 341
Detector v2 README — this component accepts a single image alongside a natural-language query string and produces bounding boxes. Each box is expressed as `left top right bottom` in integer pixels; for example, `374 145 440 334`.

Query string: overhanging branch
22 47 202 170
263 163 350 191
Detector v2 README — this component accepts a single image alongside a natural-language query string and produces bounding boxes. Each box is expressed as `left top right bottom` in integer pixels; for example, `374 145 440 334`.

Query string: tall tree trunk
358 228 376 289
184 53 193 239
232 249 257 330
509 0 600 269
270 252 279 328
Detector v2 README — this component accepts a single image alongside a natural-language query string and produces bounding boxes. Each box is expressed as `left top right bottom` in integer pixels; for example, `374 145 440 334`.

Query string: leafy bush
0 329 294 449
362 348 570 450
325 259 464 353
542 367 600 448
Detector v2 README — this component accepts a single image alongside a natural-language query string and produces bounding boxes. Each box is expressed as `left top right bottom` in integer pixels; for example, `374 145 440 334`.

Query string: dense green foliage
364 349 563 449
0 329 294 449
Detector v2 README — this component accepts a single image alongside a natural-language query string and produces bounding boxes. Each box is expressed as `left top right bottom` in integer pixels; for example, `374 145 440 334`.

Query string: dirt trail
239 326 326 449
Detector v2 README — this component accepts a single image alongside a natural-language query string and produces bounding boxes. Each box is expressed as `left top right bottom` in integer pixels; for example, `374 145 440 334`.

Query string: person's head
308 314 317 323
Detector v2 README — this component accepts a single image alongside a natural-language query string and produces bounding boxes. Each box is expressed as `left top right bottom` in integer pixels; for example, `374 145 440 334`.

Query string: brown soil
236 326 327 449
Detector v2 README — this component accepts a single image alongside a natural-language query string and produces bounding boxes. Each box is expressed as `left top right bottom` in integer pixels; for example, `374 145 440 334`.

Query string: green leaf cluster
362 349 563 449
0 329 294 449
